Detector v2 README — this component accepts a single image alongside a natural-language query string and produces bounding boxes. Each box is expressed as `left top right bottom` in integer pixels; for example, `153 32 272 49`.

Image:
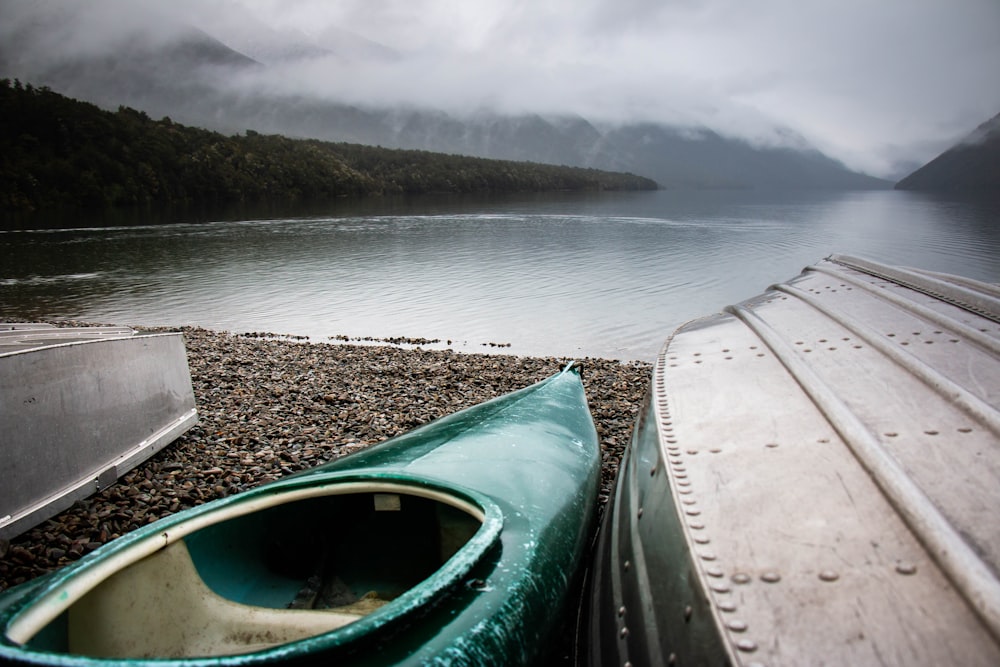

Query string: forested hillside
0 80 657 213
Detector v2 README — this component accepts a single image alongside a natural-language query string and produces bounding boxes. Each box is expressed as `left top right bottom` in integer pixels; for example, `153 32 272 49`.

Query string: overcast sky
197 0 1000 178
7 0 1000 178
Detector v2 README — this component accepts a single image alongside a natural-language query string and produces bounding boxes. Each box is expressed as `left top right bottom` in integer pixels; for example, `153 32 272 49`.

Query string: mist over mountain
895 112 1000 191
0 2 890 190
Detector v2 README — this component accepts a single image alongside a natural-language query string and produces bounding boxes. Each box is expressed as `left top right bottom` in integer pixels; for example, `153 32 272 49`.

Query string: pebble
0 326 650 592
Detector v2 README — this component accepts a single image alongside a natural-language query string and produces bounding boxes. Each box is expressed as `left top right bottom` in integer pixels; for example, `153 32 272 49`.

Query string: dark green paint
0 364 600 665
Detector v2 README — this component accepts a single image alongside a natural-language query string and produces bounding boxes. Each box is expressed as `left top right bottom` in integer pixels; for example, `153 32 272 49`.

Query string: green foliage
0 80 657 213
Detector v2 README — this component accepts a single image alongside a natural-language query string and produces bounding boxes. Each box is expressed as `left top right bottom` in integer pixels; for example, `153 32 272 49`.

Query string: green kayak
0 363 600 666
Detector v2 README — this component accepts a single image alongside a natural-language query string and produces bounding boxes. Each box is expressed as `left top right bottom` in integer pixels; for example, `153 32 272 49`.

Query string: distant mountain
0 3 889 191
895 112 1000 191
190 9 399 66
591 124 888 190
0 5 258 117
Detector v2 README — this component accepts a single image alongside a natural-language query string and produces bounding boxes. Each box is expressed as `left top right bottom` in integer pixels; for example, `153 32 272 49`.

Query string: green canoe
0 363 600 665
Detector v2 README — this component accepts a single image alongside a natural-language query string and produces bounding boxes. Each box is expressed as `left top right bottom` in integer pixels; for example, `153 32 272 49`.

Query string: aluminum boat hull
0 325 198 540
588 254 1000 666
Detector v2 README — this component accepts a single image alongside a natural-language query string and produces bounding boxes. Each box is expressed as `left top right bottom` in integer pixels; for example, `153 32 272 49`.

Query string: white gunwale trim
6 481 484 644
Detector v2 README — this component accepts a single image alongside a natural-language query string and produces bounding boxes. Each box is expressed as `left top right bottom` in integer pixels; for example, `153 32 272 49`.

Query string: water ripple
2 191 998 360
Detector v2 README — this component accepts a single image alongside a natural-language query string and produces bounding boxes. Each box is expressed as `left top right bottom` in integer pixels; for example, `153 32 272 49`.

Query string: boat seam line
653 337 743 666
774 282 1000 437
726 301 1000 645
807 263 1000 356
828 254 1000 324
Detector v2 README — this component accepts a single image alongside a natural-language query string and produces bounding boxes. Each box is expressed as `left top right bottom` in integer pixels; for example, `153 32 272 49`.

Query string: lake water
2 190 998 361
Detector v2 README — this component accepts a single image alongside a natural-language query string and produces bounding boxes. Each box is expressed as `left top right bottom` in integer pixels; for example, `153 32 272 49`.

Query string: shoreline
0 326 652 591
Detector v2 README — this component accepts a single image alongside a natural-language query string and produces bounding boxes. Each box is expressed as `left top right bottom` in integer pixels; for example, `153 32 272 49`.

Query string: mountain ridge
0 3 891 191
895 112 1000 191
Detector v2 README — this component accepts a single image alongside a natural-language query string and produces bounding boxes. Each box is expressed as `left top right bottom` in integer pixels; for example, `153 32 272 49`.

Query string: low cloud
3 0 999 178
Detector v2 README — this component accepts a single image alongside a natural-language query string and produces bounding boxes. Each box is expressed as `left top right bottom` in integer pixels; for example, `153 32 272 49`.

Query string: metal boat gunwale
0 408 198 541
1 327 198 540
0 327 142 356
807 261 1000 354
827 253 1000 321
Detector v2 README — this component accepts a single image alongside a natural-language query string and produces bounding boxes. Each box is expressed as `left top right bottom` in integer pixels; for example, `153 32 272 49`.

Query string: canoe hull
0 363 600 665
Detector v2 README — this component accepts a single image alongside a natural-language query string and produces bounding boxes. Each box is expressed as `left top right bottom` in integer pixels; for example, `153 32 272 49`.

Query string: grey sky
194 0 1000 177
6 0 1000 178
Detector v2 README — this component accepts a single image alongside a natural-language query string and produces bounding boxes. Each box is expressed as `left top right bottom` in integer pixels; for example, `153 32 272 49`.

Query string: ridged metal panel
593 255 1000 666
0 327 198 540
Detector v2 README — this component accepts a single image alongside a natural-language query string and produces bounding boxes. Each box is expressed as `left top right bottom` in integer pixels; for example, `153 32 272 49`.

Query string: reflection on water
2 190 998 360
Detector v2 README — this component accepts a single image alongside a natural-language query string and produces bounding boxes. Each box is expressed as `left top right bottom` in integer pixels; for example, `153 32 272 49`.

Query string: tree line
0 79 657 213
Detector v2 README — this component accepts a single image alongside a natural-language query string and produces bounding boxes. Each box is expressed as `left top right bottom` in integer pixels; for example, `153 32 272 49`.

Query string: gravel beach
0 327 652 592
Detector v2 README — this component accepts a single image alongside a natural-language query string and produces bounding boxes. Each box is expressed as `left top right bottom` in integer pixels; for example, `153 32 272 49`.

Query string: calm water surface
2 190 998 360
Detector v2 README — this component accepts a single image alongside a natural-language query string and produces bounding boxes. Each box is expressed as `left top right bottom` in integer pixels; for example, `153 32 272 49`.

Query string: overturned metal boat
0 362 599 664
588 254 1000 665
0 324 198 540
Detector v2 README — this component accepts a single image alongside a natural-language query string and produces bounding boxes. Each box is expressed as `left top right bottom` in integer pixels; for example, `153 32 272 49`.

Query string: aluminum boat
0 324 198 540
588 254 1000 666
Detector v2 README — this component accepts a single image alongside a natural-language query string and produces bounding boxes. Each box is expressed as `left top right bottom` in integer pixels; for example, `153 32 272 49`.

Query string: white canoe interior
70 539 358 657
7 481 484 658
